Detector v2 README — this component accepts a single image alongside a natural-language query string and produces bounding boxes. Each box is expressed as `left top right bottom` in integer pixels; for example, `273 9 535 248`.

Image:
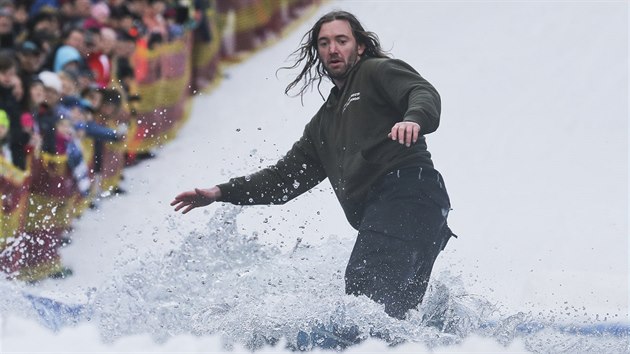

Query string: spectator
53 44 82 73
16 40 45 74
58 68 80 99
54 114 90 196
77 97 125 201
42 26 84 72
126 0 149 33
113 29 140 110
30 30 57 71
19 76 45 157
72 0 92 19
85 28 112 88
75 66 94 93
27 10 61 43
62 27 86 56
97 88 126 134
0 8 14 49
95 87 128 194
100 27 117 57
54 114 74 154
0 51 29 170
81 83 102 110
28 0 60 18
143 0 168 48
15 40 46 94
163 5 186 40
109 4 135 34
58 0 75 27
37 70 62 153
83 1 110 30
4 0 30 42
0 109 10 162
193 0 213 44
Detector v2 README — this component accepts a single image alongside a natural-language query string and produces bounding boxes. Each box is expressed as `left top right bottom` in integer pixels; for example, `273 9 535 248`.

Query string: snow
0 1 628 353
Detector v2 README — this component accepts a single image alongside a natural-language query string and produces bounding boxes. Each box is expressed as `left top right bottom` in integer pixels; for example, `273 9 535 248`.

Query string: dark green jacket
218 57 441 229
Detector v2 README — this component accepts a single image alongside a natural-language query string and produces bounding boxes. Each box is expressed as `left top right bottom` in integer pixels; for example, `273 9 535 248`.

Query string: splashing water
0 205 628 353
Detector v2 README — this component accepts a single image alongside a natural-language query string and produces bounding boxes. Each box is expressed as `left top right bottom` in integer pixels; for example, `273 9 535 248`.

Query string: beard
323 47 361 81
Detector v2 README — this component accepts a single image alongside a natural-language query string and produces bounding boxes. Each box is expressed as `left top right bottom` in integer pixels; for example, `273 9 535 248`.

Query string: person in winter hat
53 44 82 73
37 70 62 153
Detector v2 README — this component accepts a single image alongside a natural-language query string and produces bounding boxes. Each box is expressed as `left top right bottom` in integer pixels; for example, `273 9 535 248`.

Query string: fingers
170 190 198 213
171 188 219 214
412 124 419 144
405 127 413 147
389 122 421 147
172 201 185 211
397 124 406 145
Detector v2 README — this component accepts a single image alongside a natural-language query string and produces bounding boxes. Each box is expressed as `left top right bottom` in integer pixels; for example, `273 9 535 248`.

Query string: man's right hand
171 186 222 214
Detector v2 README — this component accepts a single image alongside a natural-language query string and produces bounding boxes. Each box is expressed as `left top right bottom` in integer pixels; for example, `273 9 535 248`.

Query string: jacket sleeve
217 124 327 205
80 122 120 141
374 59 441 135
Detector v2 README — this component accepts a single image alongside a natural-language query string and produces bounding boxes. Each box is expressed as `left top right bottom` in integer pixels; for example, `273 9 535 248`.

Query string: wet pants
345 166 454 319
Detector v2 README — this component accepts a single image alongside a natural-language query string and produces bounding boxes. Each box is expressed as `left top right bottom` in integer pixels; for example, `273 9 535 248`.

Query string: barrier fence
0 0 321 282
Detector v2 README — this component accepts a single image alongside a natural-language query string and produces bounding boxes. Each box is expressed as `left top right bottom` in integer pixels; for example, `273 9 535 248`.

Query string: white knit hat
38 71 62 94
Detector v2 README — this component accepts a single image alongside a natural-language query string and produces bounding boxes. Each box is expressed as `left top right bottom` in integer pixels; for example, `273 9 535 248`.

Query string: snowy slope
0 1 627 353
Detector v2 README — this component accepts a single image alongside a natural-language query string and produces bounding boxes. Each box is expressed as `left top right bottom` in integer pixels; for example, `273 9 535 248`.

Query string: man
0 8 13 49
171 11 455 320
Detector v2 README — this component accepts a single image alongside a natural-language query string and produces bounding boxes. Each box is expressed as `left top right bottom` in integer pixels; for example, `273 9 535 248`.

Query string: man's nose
328 42 338 54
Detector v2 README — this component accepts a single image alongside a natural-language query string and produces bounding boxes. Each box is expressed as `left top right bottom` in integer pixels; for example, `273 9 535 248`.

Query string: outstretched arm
171 186 222 214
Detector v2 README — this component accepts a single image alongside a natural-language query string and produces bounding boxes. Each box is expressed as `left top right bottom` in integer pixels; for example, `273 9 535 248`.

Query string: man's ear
358 43 366 56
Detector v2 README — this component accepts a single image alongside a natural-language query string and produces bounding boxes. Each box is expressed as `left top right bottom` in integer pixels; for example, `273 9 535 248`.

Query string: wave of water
1 205 628 353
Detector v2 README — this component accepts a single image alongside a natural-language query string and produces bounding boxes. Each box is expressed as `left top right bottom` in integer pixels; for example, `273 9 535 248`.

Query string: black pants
345 166 454 319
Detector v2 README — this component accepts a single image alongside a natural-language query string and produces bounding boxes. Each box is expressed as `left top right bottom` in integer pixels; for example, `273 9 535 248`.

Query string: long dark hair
280 11 390 99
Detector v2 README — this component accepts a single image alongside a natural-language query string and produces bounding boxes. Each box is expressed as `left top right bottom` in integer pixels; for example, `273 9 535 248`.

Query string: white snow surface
0 1 628 353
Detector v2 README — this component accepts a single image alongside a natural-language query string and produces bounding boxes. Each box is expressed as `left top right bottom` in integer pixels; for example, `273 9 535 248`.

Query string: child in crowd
54 115 90 197
37 70 63 154
89 88 128 199
53 45 82 73
19 77 45 159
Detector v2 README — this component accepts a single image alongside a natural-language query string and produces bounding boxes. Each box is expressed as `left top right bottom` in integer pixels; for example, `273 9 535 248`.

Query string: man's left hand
388 121 421 147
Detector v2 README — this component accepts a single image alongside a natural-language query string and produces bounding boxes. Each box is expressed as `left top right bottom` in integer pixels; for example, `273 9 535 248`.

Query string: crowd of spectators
0 0 205 201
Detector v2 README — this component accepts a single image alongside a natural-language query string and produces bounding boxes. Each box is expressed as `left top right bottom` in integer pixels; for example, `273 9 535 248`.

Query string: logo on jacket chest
342 92 361 113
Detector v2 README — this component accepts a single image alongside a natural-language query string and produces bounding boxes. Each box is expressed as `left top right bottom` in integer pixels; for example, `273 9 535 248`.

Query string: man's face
65 31 85 54
17 52 43 73
317 19 365 81
74 0 92 17
0 66 15 88
0 15 12 35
